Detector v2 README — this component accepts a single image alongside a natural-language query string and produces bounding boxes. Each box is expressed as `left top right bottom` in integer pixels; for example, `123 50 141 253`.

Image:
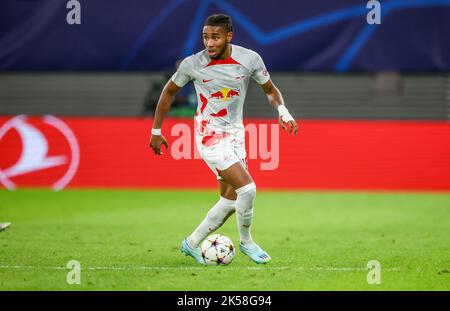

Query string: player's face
203 26 233 60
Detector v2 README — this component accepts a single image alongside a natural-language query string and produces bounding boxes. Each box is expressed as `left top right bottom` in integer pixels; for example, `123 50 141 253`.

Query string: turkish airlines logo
0 115 80 190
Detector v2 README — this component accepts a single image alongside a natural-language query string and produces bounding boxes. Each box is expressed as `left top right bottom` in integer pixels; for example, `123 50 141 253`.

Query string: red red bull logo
209 88 240 101
209 91 224 100
226 89 240 98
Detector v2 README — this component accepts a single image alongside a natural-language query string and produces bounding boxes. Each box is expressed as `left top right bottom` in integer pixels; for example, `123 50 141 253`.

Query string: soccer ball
200 234 235 266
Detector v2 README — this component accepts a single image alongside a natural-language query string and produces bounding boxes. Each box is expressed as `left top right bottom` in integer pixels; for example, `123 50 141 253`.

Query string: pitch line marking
0 264 400 272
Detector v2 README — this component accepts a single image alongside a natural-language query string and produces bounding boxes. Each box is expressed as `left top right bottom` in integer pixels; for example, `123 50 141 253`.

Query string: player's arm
150 80 181 155
260 79 298 135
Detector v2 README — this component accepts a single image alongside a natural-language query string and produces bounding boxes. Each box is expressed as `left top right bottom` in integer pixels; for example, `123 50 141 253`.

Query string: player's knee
236 182 256 201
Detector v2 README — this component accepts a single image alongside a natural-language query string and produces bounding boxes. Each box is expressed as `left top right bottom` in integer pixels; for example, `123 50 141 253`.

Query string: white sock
235 182 256 245
187 196 236 248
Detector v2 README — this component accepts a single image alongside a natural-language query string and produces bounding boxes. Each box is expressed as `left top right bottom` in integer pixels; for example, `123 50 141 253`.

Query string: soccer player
150 14 298 264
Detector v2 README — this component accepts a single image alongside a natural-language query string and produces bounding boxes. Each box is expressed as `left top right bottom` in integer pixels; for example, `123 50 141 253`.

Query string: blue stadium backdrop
1 0 450 71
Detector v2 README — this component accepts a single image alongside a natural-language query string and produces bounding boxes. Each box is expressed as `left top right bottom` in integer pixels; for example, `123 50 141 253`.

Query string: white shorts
195 131 248 181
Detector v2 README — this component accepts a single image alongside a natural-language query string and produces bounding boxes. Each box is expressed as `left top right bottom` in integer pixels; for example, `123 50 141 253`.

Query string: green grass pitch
1 189 449 290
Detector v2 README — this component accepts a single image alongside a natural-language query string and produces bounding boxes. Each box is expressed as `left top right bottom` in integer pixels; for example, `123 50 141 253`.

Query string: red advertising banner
1 115 449 191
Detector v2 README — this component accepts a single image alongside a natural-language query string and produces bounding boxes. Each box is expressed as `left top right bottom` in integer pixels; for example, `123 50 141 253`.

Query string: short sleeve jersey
171 44 270 135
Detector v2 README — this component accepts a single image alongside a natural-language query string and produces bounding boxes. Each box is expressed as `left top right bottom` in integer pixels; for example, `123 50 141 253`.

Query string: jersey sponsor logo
226 89 240 98
209 91 224 100
0 115 80 190
209 88 240 101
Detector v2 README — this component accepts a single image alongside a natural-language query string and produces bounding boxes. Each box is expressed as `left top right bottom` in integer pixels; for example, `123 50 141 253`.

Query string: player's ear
226 31 233 43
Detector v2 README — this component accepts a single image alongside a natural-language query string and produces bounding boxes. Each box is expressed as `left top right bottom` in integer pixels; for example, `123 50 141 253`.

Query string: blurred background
1 0 450 191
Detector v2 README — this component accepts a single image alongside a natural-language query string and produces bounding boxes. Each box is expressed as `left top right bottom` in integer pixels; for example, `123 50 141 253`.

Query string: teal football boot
180 238 205 265
239 242 271 264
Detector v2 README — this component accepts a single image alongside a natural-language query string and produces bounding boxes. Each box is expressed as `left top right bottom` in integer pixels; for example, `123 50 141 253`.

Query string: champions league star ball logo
0 115 80 191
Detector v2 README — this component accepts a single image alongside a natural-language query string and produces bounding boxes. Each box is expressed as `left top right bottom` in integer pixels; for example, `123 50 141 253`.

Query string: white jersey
171 44 270 135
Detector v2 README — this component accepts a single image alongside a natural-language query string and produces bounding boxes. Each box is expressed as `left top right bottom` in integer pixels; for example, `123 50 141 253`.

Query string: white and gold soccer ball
200 234 235 266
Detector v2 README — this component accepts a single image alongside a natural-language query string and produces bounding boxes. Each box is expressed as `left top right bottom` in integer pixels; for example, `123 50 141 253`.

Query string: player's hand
150 134 169 155
279 116 298 135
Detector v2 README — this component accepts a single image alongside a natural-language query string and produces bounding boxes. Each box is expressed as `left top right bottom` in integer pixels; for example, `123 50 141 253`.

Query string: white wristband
277 105 294 123
151 128 162 136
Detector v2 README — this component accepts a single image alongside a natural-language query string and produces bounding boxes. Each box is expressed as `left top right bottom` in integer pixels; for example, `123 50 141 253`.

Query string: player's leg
219 179 237 200
218 162 254 243
218 163 271 264
186 180 236 248
182 180 237 264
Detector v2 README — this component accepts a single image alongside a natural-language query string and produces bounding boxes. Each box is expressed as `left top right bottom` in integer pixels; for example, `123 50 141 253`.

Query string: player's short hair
204 14 233 32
